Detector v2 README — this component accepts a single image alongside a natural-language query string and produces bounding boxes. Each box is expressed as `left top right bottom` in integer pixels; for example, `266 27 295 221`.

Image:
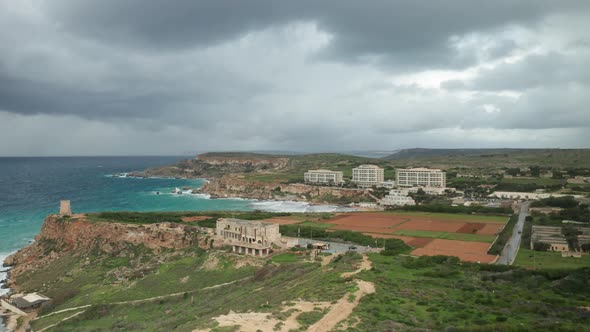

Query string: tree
533 242 551 251
530 166 541 177
505 168 520 177
562 225 582 250
581 243 590 253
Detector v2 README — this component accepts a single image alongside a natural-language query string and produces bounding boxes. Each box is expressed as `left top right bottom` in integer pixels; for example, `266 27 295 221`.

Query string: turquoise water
0 157 254 269
0 156 347 298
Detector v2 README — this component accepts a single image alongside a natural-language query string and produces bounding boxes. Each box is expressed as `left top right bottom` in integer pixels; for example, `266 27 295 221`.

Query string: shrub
532 241 551 251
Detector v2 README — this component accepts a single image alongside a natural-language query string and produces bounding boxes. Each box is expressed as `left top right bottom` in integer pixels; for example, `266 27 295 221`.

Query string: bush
488 214 518 255
533 241 551 251
393 204 512 215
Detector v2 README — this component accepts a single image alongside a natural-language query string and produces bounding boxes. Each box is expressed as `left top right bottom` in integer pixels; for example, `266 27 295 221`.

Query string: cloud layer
1 0 589 155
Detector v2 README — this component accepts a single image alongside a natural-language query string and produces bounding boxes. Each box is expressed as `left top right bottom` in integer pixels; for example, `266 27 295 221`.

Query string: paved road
497 201 530 265
297 238 379 254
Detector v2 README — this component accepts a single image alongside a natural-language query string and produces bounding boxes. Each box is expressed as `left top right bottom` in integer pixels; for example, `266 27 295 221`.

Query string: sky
1 0 590 156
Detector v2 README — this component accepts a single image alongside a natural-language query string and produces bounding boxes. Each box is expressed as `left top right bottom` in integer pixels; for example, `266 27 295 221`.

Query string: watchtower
59 200 72 216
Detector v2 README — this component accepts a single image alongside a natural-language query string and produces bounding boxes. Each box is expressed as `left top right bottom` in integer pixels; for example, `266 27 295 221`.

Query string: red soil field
456 223 485 234
396 220 464 232
478 223 503 235
411 239 497 263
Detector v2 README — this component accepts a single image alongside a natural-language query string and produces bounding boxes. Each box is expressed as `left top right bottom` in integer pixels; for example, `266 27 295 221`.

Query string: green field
270 253 300 263
514 249 590 269
393 230 496 243
385 211 508 223
296 221 336 229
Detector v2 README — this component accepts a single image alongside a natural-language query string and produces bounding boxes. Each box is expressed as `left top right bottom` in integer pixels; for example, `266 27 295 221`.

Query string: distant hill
383 148 590 168
384 148 548 159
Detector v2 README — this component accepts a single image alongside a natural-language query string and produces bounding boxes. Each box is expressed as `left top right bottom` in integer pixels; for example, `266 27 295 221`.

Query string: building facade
304 169 344 184
396 168 446 188
352 165 384 188
216 218 281 256
380 189 416 206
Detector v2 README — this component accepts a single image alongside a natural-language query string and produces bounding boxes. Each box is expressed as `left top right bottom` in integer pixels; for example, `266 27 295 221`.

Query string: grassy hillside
26 248 590 331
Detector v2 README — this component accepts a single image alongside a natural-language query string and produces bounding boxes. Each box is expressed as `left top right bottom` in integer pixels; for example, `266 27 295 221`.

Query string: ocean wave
155 189 211 199
0 251 15 297
249 200 356 213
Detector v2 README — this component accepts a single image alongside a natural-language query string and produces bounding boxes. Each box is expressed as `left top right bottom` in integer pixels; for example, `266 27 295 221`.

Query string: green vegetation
514 249 590 269
531 196 579 208
295 221 335 229
90 211 292 225
393 204 513 216
487 214 518 255
344 254 590 331
296 309 326 329
279 225 411 254
385 211 508 223
270 253 300 264
35 252 364 331
393 230 496 243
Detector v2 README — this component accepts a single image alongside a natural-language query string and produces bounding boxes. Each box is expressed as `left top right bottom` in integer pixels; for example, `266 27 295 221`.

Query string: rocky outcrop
196 153 289 168
201 176 373 203
136 153 290 179
3 215 212 290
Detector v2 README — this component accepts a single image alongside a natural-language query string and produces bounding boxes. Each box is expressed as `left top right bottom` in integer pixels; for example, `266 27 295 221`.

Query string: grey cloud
0 1 590 155
45 0 589 68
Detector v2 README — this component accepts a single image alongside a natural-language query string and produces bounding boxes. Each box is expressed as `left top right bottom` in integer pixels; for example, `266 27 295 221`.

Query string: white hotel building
304 169 344 184
396 168 446 188
352 165 384 188
380 189 416 206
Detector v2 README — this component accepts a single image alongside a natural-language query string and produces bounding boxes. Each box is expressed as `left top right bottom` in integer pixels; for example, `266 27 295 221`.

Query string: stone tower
59 200 72 216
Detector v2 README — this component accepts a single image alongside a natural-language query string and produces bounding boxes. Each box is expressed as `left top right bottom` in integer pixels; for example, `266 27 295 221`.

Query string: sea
0 156 348 297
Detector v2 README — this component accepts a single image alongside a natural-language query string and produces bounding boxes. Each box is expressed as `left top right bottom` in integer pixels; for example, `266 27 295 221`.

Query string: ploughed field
319 212 507 263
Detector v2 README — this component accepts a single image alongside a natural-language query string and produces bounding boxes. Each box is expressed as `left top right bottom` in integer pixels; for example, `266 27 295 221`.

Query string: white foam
249 200 355 213
0 251 15 297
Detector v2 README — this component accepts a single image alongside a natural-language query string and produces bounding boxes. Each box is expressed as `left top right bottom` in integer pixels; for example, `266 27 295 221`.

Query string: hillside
385 148 590 168
3 212 589 331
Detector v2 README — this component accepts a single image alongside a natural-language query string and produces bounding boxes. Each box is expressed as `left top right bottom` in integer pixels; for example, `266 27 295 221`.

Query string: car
348 246 357 250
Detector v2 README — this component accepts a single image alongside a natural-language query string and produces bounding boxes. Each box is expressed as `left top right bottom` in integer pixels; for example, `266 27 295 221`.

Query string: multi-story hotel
380 189 416 206
352 165 384 188
304 169 344 184
396 168 446 188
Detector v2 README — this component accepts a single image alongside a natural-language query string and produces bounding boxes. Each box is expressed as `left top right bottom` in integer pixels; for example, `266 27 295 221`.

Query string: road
497 201 530 265
296 238 379 254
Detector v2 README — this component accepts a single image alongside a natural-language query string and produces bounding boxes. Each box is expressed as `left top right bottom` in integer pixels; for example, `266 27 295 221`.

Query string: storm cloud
0 0 589 156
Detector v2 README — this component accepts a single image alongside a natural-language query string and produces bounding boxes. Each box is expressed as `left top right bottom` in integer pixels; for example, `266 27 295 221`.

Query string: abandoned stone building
216 218 281 256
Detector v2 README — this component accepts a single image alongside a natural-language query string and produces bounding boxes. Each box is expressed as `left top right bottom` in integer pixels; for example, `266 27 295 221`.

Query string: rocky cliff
201 175 373 204
3 215 212 290
135 153 290 179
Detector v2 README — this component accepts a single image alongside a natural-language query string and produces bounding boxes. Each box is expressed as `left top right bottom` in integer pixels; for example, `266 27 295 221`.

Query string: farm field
319 212 506 263
514 249 590 269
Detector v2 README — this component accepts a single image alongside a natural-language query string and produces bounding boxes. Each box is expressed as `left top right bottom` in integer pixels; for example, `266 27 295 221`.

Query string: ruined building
216 218 281 256
59 200 72 216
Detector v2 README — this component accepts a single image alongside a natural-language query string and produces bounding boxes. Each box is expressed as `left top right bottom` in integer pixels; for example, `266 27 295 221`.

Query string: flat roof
218 218 277 228
400 168 443 172
306 169 343 173
355 164 382 168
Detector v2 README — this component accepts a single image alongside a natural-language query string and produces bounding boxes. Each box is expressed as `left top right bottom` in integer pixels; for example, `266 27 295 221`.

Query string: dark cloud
0 1 589 155
46 0 589 68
